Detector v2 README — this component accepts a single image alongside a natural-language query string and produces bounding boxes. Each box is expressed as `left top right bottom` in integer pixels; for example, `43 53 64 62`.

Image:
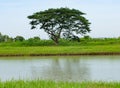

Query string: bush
14 36 25 42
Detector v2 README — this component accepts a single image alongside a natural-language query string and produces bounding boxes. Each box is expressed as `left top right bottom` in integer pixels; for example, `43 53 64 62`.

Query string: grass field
0 44 120 56
0 38 120 56
0 80 120 88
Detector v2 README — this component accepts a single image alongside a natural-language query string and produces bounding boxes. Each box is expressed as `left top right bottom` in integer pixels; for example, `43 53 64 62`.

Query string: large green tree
28 8 91 44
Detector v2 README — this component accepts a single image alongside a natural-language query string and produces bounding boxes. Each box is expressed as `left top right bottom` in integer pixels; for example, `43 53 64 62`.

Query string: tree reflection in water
30 56 90 82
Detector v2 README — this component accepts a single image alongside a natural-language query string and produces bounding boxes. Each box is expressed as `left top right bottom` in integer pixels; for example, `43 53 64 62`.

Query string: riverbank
0 80 120 88
0 44 120 56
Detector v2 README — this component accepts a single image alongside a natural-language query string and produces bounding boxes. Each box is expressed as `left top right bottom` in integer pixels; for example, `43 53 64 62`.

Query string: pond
0 56 120 82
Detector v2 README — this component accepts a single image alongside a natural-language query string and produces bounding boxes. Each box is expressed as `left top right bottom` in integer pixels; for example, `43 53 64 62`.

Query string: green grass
0 38 120 56
0 44 120 56
0 80 120 88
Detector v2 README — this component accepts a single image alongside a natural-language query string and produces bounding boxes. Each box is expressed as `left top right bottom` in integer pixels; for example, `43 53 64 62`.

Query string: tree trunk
54 37 59 45
51 36 59 45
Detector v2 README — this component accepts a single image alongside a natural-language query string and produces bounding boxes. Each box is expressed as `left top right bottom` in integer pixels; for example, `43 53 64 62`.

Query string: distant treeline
0 32 54 46
0 32 41 42
0 32 120 46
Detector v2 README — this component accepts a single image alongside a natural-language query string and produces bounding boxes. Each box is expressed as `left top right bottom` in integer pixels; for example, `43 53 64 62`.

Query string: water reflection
0 56 120 81
31 58 90 81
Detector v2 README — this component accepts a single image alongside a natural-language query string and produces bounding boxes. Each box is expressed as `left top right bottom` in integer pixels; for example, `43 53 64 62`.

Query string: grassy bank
0 44 120 56
0 80 120 88
0 38 120 56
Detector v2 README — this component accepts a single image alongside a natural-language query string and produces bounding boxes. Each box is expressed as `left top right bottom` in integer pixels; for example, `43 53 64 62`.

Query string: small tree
28 8 91 44
3 35 9 42
0 33 11 42
0 32 3 42
33 36 40 40
14 36 25 42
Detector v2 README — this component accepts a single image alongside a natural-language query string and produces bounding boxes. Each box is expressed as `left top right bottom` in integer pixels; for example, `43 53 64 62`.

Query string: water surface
0 56 120 82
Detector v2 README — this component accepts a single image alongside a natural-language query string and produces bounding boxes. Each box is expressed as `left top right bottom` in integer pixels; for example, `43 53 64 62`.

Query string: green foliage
28 7 91 44
0 37 120 46
0 32 13 42
0 80 120 88
33 36 40 40
14 36 25 42
83 35 91 40
0 32 120 46
22 39 54 46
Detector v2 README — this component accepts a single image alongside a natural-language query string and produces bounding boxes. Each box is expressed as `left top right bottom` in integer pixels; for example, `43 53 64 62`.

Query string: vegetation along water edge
0 44 120 56
0 80 120 88
1 32 120 56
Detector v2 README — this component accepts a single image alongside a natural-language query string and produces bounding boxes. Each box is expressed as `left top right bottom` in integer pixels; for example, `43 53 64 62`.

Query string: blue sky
0 0 120 39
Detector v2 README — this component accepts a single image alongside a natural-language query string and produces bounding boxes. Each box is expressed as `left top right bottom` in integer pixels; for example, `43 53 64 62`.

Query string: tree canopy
28 7 91 44
14 36 25 42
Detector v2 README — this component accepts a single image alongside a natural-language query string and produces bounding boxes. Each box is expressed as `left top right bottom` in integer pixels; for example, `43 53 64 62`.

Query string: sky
0 0 120 39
